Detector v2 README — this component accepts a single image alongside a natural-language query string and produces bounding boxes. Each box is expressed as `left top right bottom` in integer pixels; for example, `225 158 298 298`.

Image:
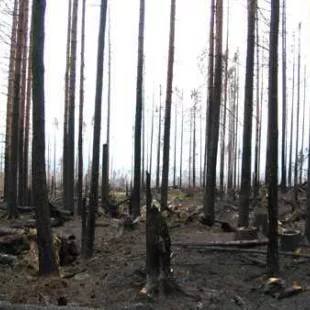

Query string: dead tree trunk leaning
132 0 145 218
4 0 18 202
203 0 223 225
238 0 256 227
66 0 79 212
77 0 86 215
280 0 287 191
160 0 176 211
203 0 215 189
8 0 26 219
31 0 58 276
63 0 72 210
266 0 279 277
85 0 108 258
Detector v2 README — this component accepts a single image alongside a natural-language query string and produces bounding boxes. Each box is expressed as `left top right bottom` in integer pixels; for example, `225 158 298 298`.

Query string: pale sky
0 0 310 185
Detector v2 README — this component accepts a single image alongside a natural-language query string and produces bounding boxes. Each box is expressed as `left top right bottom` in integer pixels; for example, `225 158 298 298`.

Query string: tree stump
279 229 301 252
235 226 258 241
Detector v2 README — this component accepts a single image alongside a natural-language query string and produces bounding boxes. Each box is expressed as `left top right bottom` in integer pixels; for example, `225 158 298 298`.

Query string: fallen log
0 227 24 237
173 239 268 248
0 234 30 255
178 244 310 259
23 217 64 228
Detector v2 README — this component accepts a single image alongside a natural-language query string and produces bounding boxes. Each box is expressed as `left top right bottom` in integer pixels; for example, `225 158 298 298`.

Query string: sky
0 0 310 186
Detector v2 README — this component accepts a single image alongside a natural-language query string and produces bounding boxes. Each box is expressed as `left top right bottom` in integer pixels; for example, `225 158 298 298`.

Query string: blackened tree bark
149 92 155 179
8 0 26 218
288 37 295 187
203 0 215 189
305 87 310 241
66 0 79 212
179 91 184 188
18 0 30 206
132 0 145 218
161 0 176 210
294 23 301 200
280 0 287 191
238 0 256 227
155 85 162 190
173 101 177 188
77 0 86 215
101 144 108 211
203 0 223 225
31 0 58 275
85 0 108 257
266 0 279 277
63 0 72 209
4 0 18 202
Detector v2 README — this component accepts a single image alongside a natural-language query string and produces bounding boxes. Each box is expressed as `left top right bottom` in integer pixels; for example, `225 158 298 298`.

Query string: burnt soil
1 189 310 309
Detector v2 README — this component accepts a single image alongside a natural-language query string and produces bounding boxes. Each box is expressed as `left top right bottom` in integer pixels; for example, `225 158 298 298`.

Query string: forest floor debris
0 189 310 309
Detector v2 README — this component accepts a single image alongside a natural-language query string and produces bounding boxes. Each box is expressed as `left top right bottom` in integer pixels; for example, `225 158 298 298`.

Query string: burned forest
1 0 310 309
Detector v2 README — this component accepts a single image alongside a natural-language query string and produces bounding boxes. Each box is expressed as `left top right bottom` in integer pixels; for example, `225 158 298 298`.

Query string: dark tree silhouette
161 0 176 210
31 0 58 275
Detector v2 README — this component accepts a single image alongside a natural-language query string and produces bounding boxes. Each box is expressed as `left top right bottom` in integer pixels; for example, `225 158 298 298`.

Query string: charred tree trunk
149 92 155 179
238 0 256 227
192 93 197 188
280 0 287 191
179 91 184 188
66 0 79 212
294 23 301 200
18 0 30 206
85 0 108 257
155 85 162 190
101 144 108 212
266 0 279 277
160 0 176 210
288 36 295 188
305 83 310 242
31 0 58 275
203 0 215 189
77 0 86 215
173 102 177 188
132 0 145 218
8 0 27 218
63 0 72 209
4 0 18 202
203 0 223 225
299 67 306 184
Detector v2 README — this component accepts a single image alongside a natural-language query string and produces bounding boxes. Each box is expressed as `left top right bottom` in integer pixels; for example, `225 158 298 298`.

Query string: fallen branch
0 227 24 237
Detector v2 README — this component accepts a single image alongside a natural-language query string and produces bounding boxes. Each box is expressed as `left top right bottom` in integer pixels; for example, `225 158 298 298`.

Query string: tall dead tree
305 72 310 241
179 90 184 187
155 85 162 190
191 90 198 188
288 35 295 187
31 0 58 275
132 0 145 217
280 0 287 191
253 5 260 199
299 67 306 184
149 91 155 179
18 0 30 206
63 0 72 208
4 0 18 202
85 0 108 257
294 23 301 199
203 0 223 225
8 0 26 218
77 0 86 215
203 0 215 188
172 100 177 188
266 0 279 277
238 0 256 227
66 0 79 212
160 0 176 210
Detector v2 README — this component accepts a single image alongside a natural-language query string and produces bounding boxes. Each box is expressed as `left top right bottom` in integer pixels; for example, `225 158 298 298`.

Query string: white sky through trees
0 0 310 184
